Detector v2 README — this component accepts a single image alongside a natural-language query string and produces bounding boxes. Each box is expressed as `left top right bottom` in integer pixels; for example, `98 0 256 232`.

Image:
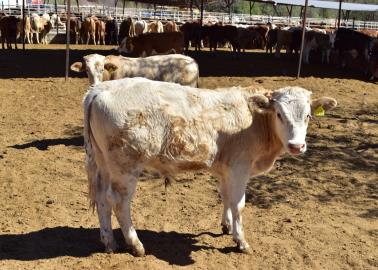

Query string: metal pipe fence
2 3 378 30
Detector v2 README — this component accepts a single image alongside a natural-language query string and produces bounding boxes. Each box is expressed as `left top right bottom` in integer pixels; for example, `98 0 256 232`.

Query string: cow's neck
249 112 285 176
213 112 284 177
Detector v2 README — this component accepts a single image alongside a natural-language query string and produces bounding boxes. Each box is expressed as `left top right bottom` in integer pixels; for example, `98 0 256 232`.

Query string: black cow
0 15 21 49
118 17 134 45
206 23 239 52
105 19 118 45
334 28 373 68
181 21 202 52
266 28 277 54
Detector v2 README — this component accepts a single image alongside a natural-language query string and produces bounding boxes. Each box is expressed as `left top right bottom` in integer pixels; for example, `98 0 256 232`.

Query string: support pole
337 0 342 29
200 0 203 26
22 0 25 50
297 0 308 79
122 0 125 18
190 0 193 20
55 0 58 36
65 0 71 81
249 1 255 17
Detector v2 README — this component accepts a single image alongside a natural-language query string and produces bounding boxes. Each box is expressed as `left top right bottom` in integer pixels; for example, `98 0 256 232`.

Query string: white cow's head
250 87 337 155
71 54 106 85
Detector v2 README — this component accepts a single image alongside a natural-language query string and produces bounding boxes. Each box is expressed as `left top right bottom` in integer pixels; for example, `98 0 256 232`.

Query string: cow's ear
311 97 337 116
248 94 273 113
70 62 85 72
104 63 118 74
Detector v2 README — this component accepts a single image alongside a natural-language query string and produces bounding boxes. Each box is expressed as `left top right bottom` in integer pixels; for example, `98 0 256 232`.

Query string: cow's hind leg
95 171 117 253
111 173 145 257
228 167 250 254
219 177 232 235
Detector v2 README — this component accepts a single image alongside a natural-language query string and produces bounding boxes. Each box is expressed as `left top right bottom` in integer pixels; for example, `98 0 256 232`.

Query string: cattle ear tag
314 105 325 117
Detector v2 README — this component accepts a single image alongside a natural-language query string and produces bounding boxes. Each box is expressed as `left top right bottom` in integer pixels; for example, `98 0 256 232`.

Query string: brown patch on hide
108 135 124 151
111 182 128 196
137 112 147 125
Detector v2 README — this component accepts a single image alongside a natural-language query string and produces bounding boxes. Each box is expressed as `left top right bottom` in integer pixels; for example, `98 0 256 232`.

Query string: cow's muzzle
288 143 306 155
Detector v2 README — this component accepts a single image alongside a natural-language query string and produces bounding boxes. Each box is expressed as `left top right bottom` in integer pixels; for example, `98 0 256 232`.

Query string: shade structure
250 0 378 12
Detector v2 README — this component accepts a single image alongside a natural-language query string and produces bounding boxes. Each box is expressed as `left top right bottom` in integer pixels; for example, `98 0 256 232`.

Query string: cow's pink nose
288 143 305 154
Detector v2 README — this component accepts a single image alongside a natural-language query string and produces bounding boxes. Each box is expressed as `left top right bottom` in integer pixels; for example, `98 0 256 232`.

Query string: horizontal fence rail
1 3 378 31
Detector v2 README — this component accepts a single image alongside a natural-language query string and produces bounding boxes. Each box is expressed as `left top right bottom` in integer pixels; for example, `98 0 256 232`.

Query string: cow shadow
9 136 83 151
0 48 370 80
0 226 226 265
9 125 84 151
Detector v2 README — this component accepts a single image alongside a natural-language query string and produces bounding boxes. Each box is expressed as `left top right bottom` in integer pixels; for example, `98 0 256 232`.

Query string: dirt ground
0 45 377 270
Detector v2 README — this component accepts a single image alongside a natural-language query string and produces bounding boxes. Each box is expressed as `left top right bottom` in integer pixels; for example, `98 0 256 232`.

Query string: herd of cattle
0 12 377 79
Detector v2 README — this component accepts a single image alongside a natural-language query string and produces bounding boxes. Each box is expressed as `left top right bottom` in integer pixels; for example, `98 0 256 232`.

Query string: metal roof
253 0 378 12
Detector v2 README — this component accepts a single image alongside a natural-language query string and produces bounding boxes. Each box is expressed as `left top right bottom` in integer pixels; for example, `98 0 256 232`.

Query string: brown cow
250 24 269 49
164 21 178 32
148 20 163 33
81 16 96 45
70 17 81 44
95 18 106 45
118 31 184 57
358 29 378 38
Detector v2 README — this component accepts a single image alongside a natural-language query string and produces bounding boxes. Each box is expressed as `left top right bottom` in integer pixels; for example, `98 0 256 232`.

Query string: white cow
71 53 199 87
83 77 337 256
30 13 51 44
134 20 148 36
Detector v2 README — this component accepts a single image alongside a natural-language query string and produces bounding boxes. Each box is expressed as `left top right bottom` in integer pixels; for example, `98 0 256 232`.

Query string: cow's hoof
221 223 232 235
104 241 117 253
132 242 145 257
236 240 251 254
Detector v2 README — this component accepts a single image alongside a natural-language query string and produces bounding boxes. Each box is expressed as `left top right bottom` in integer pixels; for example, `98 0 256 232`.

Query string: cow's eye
306 114 312 120
277 113 283 121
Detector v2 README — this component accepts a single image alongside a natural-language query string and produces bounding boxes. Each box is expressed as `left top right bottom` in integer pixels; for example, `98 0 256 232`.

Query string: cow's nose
288 143 305 155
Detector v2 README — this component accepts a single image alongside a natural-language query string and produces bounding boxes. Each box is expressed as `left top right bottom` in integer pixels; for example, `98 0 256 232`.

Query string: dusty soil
0 45 377 270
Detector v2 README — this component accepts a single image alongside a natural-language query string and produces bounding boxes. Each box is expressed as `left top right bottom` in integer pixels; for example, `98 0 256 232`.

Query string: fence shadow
0 48 369 80
0 226 227 265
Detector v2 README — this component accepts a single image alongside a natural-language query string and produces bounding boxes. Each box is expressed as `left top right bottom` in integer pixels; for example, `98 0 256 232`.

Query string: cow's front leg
112 174 145 257
228 168 250 254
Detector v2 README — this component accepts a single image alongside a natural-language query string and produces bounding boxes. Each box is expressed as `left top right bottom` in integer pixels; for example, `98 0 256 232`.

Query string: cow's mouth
288 144 306 155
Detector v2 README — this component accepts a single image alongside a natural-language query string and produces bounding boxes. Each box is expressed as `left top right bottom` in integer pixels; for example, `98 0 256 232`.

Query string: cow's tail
83 87 103 212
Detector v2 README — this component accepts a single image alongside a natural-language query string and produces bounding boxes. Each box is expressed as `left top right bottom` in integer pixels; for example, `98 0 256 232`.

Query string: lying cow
71 53 199 87
83 77 337 256
118 31 184 57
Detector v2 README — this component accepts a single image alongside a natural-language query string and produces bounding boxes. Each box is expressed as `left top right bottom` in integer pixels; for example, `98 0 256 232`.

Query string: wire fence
2 3 378 30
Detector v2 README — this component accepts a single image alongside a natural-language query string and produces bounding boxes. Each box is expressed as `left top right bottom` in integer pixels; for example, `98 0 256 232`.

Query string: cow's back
86 78 252 170
134 31 184 56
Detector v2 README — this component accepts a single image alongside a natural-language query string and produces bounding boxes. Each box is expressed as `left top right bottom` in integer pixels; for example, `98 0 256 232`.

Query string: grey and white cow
71 53 199 87
83 77 337 256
